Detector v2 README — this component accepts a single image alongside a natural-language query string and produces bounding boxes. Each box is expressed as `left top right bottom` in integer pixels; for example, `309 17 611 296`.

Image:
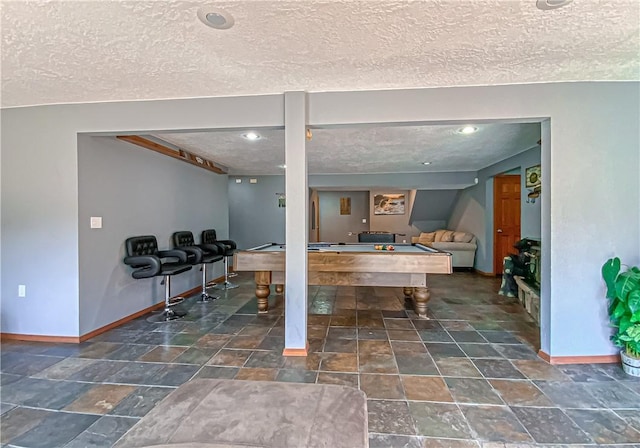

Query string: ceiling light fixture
197 7 235 29
458 126 478 135
279 164 286 169
536 0 573 10
422 162 431 165
242 132 260 141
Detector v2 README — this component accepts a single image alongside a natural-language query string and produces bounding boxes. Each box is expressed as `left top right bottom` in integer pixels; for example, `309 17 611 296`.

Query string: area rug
113 378 368 448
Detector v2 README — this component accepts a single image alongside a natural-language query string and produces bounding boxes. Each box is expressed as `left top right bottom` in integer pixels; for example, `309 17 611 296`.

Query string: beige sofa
412 229 477 268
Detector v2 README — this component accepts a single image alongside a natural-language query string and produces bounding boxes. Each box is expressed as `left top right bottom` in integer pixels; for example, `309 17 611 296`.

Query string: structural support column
283 91 308 356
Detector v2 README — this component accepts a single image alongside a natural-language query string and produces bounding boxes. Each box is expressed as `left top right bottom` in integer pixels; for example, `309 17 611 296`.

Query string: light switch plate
90 217 102 229
362 218 367 224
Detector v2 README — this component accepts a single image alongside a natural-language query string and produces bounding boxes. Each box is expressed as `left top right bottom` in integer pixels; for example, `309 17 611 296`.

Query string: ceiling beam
116 135 227 175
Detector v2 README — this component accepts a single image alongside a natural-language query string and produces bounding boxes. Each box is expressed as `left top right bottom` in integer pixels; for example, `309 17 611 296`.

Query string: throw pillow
417 232 435 245
434 229 448 242
453 231 474 243
440 230 455 242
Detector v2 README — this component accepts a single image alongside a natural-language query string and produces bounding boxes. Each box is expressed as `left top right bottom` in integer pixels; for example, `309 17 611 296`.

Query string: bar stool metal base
213 281 239 290
197 263 219 302
147 306 187 323
147 274 188 323
169 296 185 305
197 292 219 302
213 256 239 290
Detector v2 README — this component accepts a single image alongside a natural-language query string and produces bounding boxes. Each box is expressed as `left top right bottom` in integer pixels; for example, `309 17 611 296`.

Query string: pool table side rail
234 250 452 274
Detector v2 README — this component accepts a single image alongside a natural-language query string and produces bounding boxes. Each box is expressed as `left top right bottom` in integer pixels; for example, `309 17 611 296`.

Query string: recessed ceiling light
242 132 260 141
536 0 573 10
422 162 431 165
279 164 286 169
197 7 235 29
458 126 478 135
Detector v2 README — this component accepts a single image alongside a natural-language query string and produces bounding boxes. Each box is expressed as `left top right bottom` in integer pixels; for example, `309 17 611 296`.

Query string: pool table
233 243 452 318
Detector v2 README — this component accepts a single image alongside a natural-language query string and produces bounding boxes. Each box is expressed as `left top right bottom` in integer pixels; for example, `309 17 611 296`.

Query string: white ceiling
2 0 637 176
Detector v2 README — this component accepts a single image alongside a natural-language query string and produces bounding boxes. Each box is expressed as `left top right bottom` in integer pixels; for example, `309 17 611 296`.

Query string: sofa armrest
411 236 420 244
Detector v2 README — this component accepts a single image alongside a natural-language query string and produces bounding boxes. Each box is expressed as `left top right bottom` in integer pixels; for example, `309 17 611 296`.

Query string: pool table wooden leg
256 285 270 313
412 287 431 319
255 271 271 313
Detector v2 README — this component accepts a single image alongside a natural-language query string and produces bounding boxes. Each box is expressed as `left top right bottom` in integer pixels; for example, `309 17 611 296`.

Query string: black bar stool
172 231 223 303
124 235 191 322
202 229 238 290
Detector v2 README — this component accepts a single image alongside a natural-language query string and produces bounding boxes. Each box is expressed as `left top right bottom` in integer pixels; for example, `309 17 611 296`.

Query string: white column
283 91 308 355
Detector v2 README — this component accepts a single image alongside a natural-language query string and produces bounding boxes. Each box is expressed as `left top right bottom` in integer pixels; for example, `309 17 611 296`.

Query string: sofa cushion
433 229 447 242
439 230 456 242
453 231 474 243
417 232 436 244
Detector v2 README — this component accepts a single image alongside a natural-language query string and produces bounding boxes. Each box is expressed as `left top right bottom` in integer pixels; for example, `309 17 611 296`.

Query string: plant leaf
615 271 640 302
628 290 640 314
620 316 633 334
608 298 621 319
602 257 621 298
613 301 627 320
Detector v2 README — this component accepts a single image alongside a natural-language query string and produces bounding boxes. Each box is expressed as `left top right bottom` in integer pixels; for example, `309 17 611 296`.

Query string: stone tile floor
1 272 639 447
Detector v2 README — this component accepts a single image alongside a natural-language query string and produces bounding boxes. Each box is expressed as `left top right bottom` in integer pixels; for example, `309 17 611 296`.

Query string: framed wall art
374 193 405 215
525 164 541 188
340 197 351 215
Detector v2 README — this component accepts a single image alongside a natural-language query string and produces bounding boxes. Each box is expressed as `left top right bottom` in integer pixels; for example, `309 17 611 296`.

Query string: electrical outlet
362 218 367 223
18 285 26 297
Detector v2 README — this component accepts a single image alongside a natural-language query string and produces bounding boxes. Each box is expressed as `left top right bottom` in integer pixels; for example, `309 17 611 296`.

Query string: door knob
497 229 503 233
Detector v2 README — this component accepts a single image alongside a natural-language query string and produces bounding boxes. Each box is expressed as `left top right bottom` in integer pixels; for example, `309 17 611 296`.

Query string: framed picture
525 164 541 188
374 193 405 215
340 197 351 215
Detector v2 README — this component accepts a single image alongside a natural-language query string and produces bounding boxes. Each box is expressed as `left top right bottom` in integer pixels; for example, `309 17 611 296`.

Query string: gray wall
318 191 369 242
410 189 460 233
448 146 542 273
520 147 542 239
1 83 639 358
1 94 283 337
78 136 228 334
228 175 285 249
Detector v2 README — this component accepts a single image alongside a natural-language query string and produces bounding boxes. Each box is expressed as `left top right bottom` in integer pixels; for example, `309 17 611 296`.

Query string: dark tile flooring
2 272 640 447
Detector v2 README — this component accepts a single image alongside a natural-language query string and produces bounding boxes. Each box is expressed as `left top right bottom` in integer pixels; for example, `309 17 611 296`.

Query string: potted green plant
602 257 640 376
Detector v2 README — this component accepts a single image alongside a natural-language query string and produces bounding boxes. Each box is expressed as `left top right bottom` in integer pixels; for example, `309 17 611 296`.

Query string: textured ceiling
2 0 633 176
154 122 541 175
2 0 638 108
